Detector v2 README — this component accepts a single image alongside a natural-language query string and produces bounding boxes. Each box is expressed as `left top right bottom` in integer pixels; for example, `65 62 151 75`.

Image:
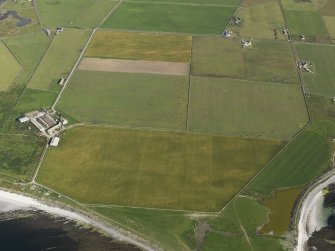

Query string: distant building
18 116 29 123
49 137 60 147
58 78 65 85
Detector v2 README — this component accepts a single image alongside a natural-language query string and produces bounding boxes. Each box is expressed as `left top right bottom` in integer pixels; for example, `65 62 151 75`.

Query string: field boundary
52 29 96 110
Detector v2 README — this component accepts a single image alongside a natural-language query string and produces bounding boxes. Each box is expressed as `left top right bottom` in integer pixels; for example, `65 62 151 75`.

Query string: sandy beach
296 172 335 251
0 190 159 251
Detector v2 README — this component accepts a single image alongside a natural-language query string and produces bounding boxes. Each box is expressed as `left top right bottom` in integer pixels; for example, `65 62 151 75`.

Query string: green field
4 33 51 86
15 88 57 114
92 206 195 251
281 0 317 11
307 94 335 121
191 37 299 84
323 16 335 39
101 2 236 34
0 41 21 92
28 28 90 90
188 76 308 139
38 126 282 211
58 71 188 130
85 30 192 62
284 10 330 42
228 0 285 40
320 0 335 16
0 2 40 37
203 196 284 251
247 121 334 196
35 0 118 28
0 134 45 181
296 43 335 96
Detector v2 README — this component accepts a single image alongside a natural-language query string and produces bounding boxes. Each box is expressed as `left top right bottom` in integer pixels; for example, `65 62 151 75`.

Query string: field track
79 58 189 76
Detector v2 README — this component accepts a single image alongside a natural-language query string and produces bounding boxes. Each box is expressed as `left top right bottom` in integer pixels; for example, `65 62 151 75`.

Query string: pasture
92 206 195 251
37 126 282 211
15 88 57 113
0 134 45 181
281 0 316 11
4 33 51 85
35 0 118 28
307 94 335 121
28 28 90 90
284 10 330 42
247 121 334 196
191 37 299 84
228 0 285 40
188 77 308 139
58 71 188 130
323 16 335 39
85 30 192 62
296 43 335 96
0 41 21 92
101 1 236 34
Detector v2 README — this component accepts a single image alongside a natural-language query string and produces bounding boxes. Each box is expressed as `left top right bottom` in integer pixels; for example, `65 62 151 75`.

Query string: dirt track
79 58 189 76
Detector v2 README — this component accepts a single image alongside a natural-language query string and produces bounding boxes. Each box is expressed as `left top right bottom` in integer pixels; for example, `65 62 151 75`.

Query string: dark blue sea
0 208 139 251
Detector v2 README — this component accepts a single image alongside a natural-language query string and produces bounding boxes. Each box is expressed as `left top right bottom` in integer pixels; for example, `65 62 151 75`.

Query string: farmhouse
230 16 242 25
223 30 232 37
241 38 253 48
298 60 313 73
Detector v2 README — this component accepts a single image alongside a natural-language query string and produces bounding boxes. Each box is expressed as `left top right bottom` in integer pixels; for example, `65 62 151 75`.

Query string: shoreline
296 172 335 251
0 189 159 251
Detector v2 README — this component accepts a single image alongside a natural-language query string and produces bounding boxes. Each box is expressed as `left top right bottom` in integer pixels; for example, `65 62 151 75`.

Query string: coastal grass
188 77 308 139
0 134 45 181
37 126 282 211
91 206 196 251
3 33 51 85
35 0 118 28
296 43 335 97
191 37 299 84
246 121 335 196
228 0 286 40
0 41 21 92
85 30 192 62
101 2 236 34
203 234 250 251
58 71 188 131
204 196 284 250
211 196 268 233
28 28 90 90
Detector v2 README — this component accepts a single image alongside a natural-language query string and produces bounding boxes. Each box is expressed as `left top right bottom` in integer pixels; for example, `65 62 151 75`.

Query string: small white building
58 78 65 85
49 137 60 147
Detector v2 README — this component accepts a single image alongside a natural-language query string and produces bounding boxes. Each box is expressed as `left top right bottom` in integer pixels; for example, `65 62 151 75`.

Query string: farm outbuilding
50 137 60 147
18 116 29 123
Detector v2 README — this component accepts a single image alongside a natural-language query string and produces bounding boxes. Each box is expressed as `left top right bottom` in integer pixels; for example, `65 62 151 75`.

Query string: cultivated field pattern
0 0 335 250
